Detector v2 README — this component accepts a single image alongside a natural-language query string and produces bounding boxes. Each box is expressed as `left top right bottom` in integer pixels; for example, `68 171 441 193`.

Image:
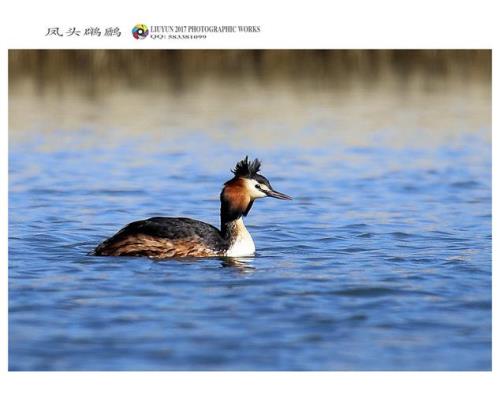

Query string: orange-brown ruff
94 157 292 258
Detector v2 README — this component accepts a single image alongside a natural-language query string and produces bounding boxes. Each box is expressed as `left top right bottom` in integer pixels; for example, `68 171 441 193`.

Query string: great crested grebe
94 157 291 258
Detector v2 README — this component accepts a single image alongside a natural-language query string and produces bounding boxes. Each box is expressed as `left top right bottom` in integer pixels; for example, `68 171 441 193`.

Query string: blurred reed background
9 50 491 93
9 49 491 150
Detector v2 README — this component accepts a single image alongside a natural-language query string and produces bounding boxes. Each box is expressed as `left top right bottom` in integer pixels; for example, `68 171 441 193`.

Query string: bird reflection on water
220 257 257 273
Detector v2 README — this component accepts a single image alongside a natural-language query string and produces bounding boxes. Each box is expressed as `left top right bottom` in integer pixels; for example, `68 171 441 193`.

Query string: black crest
231 156 261 178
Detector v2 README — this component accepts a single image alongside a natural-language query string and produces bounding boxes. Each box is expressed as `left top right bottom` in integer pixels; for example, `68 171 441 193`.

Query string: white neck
224 217 255 257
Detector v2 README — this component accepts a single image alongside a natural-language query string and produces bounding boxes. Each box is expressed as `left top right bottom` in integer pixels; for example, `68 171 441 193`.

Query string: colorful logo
132 24 149 40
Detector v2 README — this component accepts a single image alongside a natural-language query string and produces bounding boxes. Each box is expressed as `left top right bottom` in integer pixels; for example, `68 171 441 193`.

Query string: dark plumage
94 217 228 258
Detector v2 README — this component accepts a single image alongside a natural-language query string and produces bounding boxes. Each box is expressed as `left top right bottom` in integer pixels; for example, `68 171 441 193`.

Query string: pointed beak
265 188 292 200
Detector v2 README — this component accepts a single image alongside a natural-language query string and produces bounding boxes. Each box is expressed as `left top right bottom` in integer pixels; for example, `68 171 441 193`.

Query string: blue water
9 93 491 370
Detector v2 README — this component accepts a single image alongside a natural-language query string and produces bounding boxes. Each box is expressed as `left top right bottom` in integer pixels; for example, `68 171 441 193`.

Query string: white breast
225 218 256 257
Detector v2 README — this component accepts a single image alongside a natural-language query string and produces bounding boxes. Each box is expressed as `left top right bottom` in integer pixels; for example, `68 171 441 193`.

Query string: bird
93 156 292 258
